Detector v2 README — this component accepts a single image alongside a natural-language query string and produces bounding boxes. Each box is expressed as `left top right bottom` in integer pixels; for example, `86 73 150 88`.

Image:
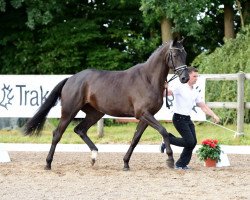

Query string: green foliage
36 19 102 73
193 25 250 73
9 0 23 9
0 0 63 29
192 25 250 123
139 0 231 63
126 35 161 64
86 48 131 70
0 0 6 11
140 0 215 36
1 0 245 75
0 0 158 74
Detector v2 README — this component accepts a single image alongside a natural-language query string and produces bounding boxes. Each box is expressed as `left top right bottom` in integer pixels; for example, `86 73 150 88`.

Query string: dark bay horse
24 38 189 170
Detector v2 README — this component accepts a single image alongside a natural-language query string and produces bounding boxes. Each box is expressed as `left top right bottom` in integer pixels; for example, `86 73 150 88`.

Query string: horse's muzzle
179 68 189 83
180 75 189 83
174 65 189 83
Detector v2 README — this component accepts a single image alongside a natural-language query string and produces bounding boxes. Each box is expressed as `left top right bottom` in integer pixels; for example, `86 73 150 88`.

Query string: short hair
188 66 198 74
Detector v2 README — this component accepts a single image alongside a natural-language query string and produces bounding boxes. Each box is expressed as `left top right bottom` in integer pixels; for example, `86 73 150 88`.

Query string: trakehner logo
0 84 14 110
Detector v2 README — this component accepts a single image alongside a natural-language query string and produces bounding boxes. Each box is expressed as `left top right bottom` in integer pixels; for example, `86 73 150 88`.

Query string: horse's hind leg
45 114 75 170
123 120 148 171
74 105 104 166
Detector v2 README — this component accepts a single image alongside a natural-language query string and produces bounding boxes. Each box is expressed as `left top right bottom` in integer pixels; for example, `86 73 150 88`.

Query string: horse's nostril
181 76 189 83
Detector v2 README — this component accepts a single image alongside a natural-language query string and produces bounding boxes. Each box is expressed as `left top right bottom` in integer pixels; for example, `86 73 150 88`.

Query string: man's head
187 67 198 86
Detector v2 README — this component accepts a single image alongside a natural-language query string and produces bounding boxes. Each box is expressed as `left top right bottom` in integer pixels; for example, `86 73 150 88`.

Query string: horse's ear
173 37 178 47
179 36 185 44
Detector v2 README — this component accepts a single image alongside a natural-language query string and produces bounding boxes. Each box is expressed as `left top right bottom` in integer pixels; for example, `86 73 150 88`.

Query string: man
161 66 220 170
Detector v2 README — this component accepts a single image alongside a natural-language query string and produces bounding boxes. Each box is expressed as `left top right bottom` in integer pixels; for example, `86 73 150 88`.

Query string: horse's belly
99 106 134 118
94 99 134 117
88 90 163 118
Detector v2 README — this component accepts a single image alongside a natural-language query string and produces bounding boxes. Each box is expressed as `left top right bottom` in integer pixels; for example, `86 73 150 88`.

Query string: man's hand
164 81 168 89
212 114 220 123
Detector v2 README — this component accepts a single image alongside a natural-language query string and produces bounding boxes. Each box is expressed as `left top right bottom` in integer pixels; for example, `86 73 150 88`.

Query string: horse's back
71 67 143 89
60 69 136 115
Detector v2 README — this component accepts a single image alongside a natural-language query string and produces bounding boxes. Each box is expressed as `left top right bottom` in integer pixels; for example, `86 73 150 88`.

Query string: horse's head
166 38 189 83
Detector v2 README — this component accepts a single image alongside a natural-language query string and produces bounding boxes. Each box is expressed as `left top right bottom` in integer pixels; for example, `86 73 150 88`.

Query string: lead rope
165 51 178 109
165 74 178 109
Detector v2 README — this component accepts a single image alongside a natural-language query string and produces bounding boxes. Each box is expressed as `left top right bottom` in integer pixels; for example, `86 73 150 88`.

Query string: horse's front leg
141 112 174 168
123 120 148 171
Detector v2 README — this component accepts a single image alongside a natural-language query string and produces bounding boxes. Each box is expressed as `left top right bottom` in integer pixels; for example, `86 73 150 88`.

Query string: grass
0 120 250 145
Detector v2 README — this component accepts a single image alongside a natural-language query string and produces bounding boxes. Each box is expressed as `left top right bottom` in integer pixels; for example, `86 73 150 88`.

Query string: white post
0 150 11 163
97 118 104 138
235 72 245 137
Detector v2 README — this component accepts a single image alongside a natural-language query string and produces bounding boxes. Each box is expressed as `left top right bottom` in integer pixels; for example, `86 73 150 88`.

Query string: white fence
204 72 250 137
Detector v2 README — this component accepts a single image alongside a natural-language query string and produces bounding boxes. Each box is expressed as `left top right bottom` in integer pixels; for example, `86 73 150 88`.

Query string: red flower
202 139 218 148
210 143 216 148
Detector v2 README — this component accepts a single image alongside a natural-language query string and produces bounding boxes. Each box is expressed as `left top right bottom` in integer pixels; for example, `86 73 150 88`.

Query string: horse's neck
144 49 168 87
127 44 169 93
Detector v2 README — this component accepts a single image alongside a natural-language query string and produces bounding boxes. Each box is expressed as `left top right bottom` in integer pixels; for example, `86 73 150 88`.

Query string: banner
0 75 206 120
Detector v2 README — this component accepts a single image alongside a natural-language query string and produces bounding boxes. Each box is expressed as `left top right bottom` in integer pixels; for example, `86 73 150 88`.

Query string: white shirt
171 83 203 116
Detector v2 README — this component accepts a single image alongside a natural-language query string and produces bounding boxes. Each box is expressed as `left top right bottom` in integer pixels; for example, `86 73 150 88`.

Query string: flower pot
204 158 217 167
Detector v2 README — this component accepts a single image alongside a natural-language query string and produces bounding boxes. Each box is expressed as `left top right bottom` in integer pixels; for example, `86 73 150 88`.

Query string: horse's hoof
44 165 51 170
91 158 95 166
123 163 130 171
90 150 98 166
123 167 130 171
166 158 174 168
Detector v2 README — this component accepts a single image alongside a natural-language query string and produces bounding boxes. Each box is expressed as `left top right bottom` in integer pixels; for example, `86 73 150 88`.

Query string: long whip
205 120 238 134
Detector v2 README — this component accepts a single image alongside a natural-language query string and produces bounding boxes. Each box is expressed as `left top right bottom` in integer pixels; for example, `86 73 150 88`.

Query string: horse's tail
23 78 69 136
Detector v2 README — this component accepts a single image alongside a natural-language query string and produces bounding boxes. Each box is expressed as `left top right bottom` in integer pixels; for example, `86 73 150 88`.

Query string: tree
0 0 63 29
224 0 235 39
140 0 215 38
140 0 227 63
242 0 250 25
1 0 248 75
236 0 250 27
0 0 159 74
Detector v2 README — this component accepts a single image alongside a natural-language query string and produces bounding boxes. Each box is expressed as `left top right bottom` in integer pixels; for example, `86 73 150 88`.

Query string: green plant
196 139 222 162
192 25 250 124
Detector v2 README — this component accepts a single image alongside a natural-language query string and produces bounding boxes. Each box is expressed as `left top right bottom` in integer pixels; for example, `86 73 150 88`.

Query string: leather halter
166 47 187 83
165 47 187 109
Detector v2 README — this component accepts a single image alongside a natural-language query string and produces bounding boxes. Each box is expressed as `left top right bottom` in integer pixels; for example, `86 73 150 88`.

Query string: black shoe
160 143 165 153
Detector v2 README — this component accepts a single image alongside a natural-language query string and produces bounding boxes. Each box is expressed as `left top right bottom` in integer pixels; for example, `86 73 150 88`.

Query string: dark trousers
169 113 197 167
